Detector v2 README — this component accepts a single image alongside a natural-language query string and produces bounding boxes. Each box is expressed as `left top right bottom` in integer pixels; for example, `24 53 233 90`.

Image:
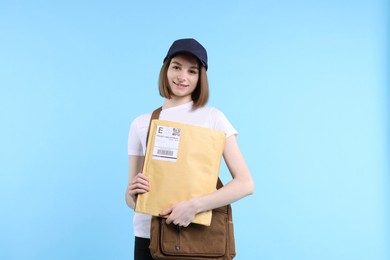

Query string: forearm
126 155 145 210
191 174 254 214
158 135 254 226
192 135 254 214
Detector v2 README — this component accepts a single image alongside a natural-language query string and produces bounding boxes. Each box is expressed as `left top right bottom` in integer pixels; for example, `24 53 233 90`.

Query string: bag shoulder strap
151 107 163 120
145 107 162 146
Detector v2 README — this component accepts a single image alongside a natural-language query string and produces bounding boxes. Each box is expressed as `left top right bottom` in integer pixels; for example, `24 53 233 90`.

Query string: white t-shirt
127 101 237 238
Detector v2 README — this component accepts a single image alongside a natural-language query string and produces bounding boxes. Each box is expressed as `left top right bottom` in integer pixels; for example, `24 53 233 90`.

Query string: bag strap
145 107 224 190
145 107 163 146
141 106 162 175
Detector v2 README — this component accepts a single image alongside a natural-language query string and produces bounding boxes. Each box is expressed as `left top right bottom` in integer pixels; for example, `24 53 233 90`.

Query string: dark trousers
134 237 153 260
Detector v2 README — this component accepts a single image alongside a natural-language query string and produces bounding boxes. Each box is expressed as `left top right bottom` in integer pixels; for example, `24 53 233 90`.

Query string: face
167 54 200 102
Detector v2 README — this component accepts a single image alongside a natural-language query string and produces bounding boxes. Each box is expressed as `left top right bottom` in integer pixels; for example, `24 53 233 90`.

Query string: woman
126 38 254 259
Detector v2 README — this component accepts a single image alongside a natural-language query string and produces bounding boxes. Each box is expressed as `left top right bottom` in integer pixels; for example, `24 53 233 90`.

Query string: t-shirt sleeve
127 118 144 156
212 108 238 138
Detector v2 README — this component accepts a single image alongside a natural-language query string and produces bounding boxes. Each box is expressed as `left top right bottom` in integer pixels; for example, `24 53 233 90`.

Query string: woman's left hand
159 200 198 227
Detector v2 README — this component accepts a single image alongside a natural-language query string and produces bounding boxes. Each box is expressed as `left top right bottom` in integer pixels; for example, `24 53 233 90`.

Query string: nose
177 72 185 82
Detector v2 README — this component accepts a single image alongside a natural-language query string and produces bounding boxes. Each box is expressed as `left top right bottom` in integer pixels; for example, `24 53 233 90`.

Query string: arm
125 155 150 209
161 135 254 226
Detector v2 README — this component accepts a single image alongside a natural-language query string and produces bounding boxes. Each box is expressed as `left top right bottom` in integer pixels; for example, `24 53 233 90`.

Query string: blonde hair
158 59 209 108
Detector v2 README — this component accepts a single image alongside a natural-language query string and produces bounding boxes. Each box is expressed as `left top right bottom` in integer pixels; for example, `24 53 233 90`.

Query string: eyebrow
171 61 199 70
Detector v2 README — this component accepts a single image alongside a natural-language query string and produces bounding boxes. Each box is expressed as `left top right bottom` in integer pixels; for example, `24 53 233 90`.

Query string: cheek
191 75 199 85
166 71 173 81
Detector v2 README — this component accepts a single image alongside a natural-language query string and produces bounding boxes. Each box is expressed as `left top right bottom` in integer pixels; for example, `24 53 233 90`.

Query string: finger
130 177 150 188
129 186 149 196
176 221 189 227
130 176 148 185
129 183 150 192
128 183 150 197
136 180 150 189
136 173 149 181
129 178 150 189
159 207 173 217
129 188 144 196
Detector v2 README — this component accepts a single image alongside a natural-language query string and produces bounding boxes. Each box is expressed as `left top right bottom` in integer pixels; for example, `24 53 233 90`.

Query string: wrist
190 197 205 214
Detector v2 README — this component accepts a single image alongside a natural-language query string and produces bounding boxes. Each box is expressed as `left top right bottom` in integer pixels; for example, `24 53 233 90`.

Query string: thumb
159 206 173 217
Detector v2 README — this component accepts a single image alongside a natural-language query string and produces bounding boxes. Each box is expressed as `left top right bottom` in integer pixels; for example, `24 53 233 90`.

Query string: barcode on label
157 149 174 156
153 125 180 162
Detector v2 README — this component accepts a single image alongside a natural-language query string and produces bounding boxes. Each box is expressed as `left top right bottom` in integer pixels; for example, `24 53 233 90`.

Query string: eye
189 69 198 75
172 65 180 70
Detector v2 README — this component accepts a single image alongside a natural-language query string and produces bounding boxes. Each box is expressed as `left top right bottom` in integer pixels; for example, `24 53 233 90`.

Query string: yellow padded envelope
135 119 226 226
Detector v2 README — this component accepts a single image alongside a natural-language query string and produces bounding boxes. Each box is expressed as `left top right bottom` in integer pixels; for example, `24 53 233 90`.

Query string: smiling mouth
173 81 188 88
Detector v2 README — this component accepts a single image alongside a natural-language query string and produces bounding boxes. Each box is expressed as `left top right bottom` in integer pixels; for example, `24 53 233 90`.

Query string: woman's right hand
127 173 150 203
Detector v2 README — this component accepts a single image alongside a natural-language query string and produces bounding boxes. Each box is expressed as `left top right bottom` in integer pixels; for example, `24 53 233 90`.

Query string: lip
173 81 188 88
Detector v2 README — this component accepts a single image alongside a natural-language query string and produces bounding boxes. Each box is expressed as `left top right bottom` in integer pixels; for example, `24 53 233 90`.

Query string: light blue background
0 1 389 259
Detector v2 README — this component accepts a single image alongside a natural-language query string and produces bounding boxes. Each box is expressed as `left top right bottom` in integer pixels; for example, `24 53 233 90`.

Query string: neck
163 97 192 109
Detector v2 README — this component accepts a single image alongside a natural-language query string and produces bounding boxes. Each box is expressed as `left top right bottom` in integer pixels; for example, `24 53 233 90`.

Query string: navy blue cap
163 38 208 70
